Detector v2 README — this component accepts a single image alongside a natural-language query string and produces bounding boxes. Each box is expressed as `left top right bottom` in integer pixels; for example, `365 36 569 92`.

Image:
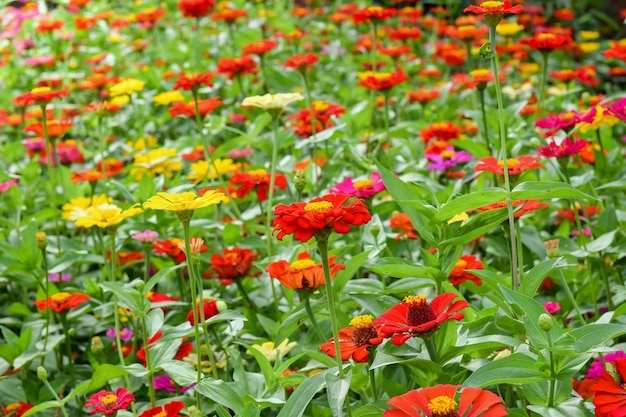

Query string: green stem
555 268 586 325
182 220 208 409
478 88 491 151
514 219 524 283
301 71 321 189
382 91 392 164
41 108 62 254
317 239 344 378
534 52 549 125
488 26 519 289
140 316 156 407
40 249 51 366
265 116 280 263
302 294 325 341
546 330 556 407
59 313 75 387
142 244 151 282
42 378 69 417
598 254 615 311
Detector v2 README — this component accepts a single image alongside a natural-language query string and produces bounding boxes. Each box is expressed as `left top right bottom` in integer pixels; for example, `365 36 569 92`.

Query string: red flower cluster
243 39 277 56
420 121 462 144
464 1 524 15
287 101 346 138
229 169 288 201
372 293 468 345
13 88 68 107
217 55 257 79
273 194 371 242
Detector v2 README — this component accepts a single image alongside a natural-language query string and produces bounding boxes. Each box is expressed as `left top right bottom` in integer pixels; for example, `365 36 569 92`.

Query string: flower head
144 191 226 212
586 351 626 380
75 204 143 229
448 255 483 285
357 70 408 91
179 0 214 18
229 169 288 201
265 252 344 290
247 339 297 362
13 87 68 107
320 315 384 362
273 194 371 242
154 374 195 393
138 401 185 417
35 292 90 312
384 384 507 417
537 137 586 159
592 358 626 417
390 213 418 240
330 172 386 199
474 155 543 176
210 247 258 283
132 230 159 243
85 388 135 415
520 33 572 51
241 93 304 116
373 293 468 345
3 402 33 417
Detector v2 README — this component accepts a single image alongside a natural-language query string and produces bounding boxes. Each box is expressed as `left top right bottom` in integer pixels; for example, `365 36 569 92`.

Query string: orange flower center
290 259 317 270
440 150 455 159
248 168 267 179
6 404 22 412
538 33 555 40
497 158 520 168
428 395 458 417
100 394 118 408
153 411 168 417
51 292 70 304
403 295 437 326
454 259 468 269
304 201 333 212
480 1 504 11
354 179 373 189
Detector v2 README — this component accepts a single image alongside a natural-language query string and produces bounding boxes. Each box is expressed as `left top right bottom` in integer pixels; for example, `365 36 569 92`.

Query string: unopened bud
216 300 227 313
91 336 104 354
188 406 203 417
37 366 48 381
370 223 380 237
529 138 542 149
36 232 48 250
544 239 560 259
538 313 553 331
294 170 307 194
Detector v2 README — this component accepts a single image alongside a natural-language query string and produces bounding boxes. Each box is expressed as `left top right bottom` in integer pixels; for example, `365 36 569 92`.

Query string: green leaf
554 323 626 354
440 208 509 246
463 353 547 387
432 189 507 223
348 294 397 317
146 308 164 339
196 378 245 416
527 397 594 417
439 335 521 363
367 258 439 279
333 250 371 295
161 360 197 386
143 264 185 295
519 258 562 298
240 342 275 391
326 371 352 417
510 181 595 200
222 222 243 246
88 364 129 391
276 369 330 417
21 401 60 417
99 282 143 315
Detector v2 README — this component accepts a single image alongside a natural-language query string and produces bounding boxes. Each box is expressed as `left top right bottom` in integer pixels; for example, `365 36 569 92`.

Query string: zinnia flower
283 53 319 72
448 255 483 285
138 401 185 417
229 169 288 201
273 193 371 242
210 247 258 284
179 0 214 17
153 374 195 393
390 213 418 240
35 292 90 312
592 358 626 417
74 204 143 229
85 388 135 415
320 315 384 362
586 351 626 379
537 137 586 159
143 191 226 212
3 402 33 417
357 70 408 91
520 33 572 51
265 252 344 290
241 93 304 114
463 0 524 15
384 384 507 417
330 172 386 199
137 332 193 364
373 293 468 345
13 87 68 107
474 155 543 176
187 299 223 325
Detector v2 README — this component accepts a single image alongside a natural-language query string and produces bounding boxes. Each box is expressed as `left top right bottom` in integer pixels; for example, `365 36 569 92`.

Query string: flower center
403 295 437 326
349 315 378 346
31 86 52 94
538 33 555 40
312 100 330 112
497 158 520 168
290 259 317 270
154 411 168 417
428 395 458 417
100 394 118 409
480 1 504 11
354 179 373 189
248 168 267 179
51 292 70 304
440 150 455 159
304 201 333 212
455 259 468 269
350 314 374 328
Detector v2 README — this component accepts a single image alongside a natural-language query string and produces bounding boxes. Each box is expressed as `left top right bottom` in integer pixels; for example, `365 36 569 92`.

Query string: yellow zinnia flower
62 195 113 220
187 159 239 184
579 42 600 54
109 78 145 97
75 203 143 229
143 191 226 212
496 22 524 36
153 91 185 105
130 148 182 180
241 93 303 116
246 339 297 362
579 30 599 41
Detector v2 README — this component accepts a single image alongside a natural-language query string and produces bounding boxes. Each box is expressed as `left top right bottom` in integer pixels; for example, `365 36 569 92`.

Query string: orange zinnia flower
35 292 90 312
357 70 408 91
265 252 344 290
13 88 68 107
283 53 319 72
463 1 524 15
474 155 543 176
229 168 288 201
169 98 222 119
210 247 258 284
520 33 572 51
273 193 371 242
389 212 418 240
173 72 214 91
353 6 397 24
475 199 548 218
242 40 277 56
448 255 483 285
217 55 257 79
320 315 384 363
23 119 73 138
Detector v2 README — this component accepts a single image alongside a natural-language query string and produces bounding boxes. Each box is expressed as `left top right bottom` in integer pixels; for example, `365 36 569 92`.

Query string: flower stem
317 239 344 378
40 249 51 367
478 88 491 152
41 107 63 254
182 219 207 410
41 377 69 417
140 315 157 408
488 26 520 289
59 313 75 387
546 329 556 407
302 294 325 341
382 91 392 164
534 52 549 123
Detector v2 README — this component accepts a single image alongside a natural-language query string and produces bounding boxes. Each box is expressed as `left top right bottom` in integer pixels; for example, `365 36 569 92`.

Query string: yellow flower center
428 395 458 417
367 6 383 12
153 411 168 417
480 1 504 11
403 295 426 305
31 87 52 93
290 259 317 270
248 168 268 179
350 314 374 329
51 292 70 304
6 404 22 412
304 201 333 212
100 394 118 408
441 150 455 159
455 259 468 269
354 179 373 189
312 100 330 112
470 69 490 78
497 158 520 168
538 33 555 40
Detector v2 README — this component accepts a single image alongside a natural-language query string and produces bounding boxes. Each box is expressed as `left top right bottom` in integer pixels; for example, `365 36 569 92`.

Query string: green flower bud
37 366 48 381
538 313 553 331
216 300 227 313
370 223 380 237
91 336 104 354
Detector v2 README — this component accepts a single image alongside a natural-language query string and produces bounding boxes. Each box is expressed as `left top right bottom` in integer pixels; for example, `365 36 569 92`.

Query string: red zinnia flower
169 98 222 119
243 39 277 56
139 401 185 417
179 0 215 18
389 213 418 240
23 119 73 138
210 247 258 284
537 137 586 159
353 6 397 24
283 53 319 72
187 300 221 325
85 388 135 415
448 255 483 285
520 33 572 51
229 168 288 201
474 155 543 176
137 332 193 364
420 121 461 143
320 315 384 362
3 402 33 417
592 358 626 417
174 72 214 90
13 88 68 107
217 55 257 79
475 199 548 219
463 1 524 15
212 8 247 23
407 89 440 104
358 70 408 91
265 252 344 290
384 384 507 417
35 292 90 312
373 293 468 345
273 193 371 242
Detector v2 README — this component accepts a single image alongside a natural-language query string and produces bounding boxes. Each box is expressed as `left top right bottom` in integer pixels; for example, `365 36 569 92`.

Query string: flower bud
538 313 553 331
188 406 203 417
91 336 104 354
370 223 380 237
544 239 560 259
294 170 307 194
37 366 48 381
36 232 48 250
216 300 227 313
529 138 542 149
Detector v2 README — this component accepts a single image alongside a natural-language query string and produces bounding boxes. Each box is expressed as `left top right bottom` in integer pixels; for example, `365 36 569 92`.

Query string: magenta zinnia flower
535 109 596 136
605 98 626 121
85 388 134 415
426 146 473 171
153 374 195 393
537 137 586 159
330 171 386 199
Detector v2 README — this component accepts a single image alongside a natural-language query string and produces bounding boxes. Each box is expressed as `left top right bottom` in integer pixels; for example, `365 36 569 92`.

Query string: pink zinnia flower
543 301 561 314
426 146 473 171
537 137 586 159
131 230 159 243
0 179 18 192
587 351 626 379
535 109 596 136
85 388 134 415
605 98 626 122
330 171 385 199
106 328 134 342
153 374 195 393
48 272 72 282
